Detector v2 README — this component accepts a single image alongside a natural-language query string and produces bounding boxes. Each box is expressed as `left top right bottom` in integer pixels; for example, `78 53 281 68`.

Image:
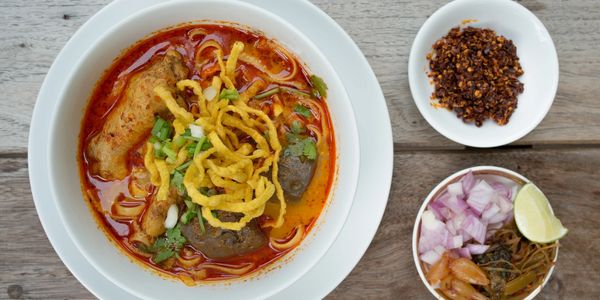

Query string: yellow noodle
200 263 254 275
177 256 203 269
270 224 305 250
154 86 194 124
195 40 223 68
149 40 295 230
225 41 244 85
177 79 208 116
113 202 145 218
144 143 160 186
155 160 170 201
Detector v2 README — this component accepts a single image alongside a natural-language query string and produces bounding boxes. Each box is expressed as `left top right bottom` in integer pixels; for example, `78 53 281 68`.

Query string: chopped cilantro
303 139 317 160
284 134 318 161
171 170 185 193
141 225 186 264
310 75 328 98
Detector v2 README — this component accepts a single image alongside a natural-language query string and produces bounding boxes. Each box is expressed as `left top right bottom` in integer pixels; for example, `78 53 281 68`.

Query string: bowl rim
408 0 559 148
411 166 559 300
44 0 360 299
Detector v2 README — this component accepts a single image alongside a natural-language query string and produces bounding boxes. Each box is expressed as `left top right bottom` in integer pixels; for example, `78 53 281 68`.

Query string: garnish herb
141 225 186 264
151 117 172 142
255 87 280 100
171 170 185 193
294 104 311 118
280 86 311 98
290 120 305 134
220 88 239 100
284 133 317 161
302 139 317 160
310 75 328 98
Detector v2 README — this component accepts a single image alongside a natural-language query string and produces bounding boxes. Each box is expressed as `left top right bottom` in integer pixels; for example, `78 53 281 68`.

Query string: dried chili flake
427 26 524 127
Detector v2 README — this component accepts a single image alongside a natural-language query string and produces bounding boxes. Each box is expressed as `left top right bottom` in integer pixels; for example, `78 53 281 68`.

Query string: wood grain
1 0 600 152
2 148 599 299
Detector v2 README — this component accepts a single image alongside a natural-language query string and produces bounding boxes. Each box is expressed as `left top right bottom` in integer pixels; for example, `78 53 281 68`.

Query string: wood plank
328 147 600 299
1 0 599 152
0 156 94 299
2 148 599 298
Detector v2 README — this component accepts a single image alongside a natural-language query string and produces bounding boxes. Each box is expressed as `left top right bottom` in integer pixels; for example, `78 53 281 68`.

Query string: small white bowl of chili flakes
408 0 558 148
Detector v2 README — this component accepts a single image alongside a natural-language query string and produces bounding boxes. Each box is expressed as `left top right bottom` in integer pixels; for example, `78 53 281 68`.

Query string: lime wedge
514 183 568 243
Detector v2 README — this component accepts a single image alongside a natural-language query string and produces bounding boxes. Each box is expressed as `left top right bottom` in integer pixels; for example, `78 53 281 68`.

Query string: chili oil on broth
78 23 336 284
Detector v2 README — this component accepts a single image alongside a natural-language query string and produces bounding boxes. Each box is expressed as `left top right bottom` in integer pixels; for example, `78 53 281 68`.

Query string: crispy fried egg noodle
144 41 287 231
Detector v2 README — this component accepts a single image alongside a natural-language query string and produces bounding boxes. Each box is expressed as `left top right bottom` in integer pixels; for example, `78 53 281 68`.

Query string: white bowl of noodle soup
46 0 359 299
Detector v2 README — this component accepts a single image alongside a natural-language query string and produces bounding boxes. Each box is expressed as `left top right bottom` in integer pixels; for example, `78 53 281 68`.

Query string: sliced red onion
481 203 501 221
487 211 507 224
459 229 471 242
461 214 487 244
446 235 463 249
439 195 469 214
428 202 446 221
447 182 463 197
466 180 495 214
419 211 450 254
456 247 472 259
434 245 446 255
491 182 511 199
446 220 457 235
420 250 442 265
466 243 490 255
461 170 476 193
496 194 513 214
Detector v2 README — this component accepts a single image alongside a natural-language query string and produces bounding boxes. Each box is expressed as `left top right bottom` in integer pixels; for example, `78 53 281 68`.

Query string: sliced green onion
199 187 217 196
186 142 197 156
158 126 171 141
162 143 177 160
294 104 311 118
200 139 212 151
148 136 158 144
173 136 186 148
219 88 239 100
180 207 197 224
193 136 207 157
310 75 328 98
198 216 206 233
255 87 280 99
151 117 167 137
281 86 311 98
175 160 192 172
184 199 194 209
290 120 305 134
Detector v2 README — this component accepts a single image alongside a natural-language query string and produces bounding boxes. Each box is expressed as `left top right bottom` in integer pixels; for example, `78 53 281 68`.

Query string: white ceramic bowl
408 0 559 148
412 166 558 300
45 0 359 299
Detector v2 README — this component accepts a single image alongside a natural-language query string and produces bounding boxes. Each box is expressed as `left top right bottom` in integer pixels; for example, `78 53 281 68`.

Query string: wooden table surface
1 0 599 299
